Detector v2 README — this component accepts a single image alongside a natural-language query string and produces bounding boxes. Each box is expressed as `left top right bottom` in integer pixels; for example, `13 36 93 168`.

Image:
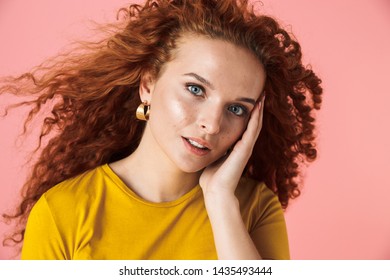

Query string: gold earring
136 101 150 121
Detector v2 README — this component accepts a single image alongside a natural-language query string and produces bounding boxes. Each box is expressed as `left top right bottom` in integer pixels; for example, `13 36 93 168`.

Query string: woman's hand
199 94 265 199
199 94 265 260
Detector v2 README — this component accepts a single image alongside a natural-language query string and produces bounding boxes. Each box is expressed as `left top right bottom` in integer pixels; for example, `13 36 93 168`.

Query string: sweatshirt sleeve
21 195 68 260
249 186 290 260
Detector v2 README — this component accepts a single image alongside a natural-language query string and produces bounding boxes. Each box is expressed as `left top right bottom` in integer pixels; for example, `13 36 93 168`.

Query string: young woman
2 0 322 259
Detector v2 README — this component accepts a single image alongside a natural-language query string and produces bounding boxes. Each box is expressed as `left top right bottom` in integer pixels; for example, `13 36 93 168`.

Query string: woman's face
140 34 266 173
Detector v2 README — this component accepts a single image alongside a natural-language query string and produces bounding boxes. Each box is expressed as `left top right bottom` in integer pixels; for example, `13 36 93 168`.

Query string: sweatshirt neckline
101 163 202 208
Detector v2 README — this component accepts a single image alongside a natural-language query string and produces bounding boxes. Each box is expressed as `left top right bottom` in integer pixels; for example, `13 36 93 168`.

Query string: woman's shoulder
235 177 278 204
43 164 110 204
235 177 283 221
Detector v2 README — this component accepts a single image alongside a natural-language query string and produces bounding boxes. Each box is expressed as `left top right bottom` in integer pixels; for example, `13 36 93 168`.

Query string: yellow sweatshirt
22 164 289 259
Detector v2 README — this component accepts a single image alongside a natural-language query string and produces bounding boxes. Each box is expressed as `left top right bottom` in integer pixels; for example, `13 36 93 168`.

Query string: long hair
1 0 322 246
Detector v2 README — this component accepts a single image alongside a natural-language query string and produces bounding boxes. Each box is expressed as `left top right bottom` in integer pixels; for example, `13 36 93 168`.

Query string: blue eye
228 105 247 116
187 84 204 96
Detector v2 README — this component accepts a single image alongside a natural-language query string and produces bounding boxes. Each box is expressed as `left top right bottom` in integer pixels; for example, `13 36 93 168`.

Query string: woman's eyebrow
183 72 215 90
184 72 256 105
236 97 256 105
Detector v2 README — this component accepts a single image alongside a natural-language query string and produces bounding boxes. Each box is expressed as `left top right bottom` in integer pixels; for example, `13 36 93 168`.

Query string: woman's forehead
158 34 266 98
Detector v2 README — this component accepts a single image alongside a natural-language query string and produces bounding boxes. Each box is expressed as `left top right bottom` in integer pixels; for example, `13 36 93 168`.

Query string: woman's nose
197 104 223 135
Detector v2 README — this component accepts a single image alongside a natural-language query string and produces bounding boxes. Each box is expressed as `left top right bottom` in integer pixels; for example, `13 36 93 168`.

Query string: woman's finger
234 93 265 155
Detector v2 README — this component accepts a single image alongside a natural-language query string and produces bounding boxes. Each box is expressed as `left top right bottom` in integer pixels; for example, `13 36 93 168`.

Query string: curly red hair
2 0 322 246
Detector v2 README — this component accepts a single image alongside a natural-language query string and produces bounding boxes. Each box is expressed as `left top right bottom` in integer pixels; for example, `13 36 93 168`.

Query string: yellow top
21 164 290 260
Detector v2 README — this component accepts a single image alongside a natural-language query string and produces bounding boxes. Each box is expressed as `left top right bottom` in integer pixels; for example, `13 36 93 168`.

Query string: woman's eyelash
185 84 205 96
185 83 248 117
228 104 248 117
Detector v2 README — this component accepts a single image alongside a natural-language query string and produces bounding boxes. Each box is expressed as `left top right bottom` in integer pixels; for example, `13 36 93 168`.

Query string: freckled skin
140 34 266 173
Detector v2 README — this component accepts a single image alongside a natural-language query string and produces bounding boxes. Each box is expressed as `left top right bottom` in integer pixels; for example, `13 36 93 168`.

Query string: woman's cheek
168 97 198 126
224 119 248 147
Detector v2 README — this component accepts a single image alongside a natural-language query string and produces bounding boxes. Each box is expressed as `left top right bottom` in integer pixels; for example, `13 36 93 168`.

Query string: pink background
1 0 390 259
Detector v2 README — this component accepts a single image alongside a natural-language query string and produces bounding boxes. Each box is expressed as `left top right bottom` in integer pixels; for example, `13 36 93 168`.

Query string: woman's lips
182 137 211 156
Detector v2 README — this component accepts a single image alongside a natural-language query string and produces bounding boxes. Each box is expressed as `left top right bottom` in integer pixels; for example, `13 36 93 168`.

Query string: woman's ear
139 72 155 104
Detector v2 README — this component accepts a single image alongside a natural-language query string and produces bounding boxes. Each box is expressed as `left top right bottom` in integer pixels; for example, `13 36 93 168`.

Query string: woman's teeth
187 139 207 149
